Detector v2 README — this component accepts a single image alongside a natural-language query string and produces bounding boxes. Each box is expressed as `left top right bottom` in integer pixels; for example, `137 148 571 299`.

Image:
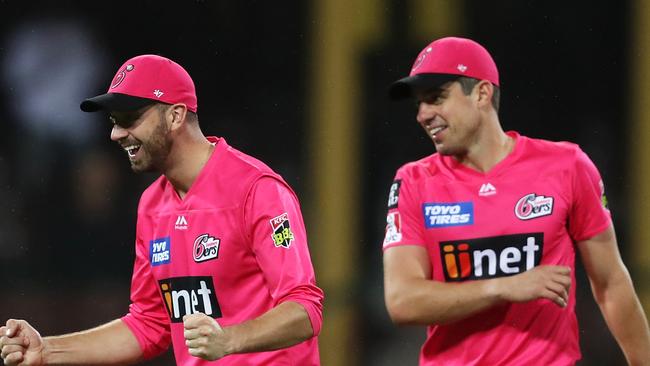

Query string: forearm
43 319 143 365
385 277 503 325
224 301 313 354
593 273 650 365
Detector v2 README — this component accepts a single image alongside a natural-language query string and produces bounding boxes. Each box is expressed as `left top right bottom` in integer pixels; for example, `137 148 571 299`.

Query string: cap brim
80 93 156 112
389 74 460 100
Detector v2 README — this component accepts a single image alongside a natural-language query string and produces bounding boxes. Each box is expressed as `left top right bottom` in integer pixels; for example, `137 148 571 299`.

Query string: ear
475 80 494 109
168 104 188 131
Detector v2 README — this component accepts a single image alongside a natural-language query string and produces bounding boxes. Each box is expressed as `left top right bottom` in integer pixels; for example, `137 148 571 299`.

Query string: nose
110 124 129 141
416 102 438 126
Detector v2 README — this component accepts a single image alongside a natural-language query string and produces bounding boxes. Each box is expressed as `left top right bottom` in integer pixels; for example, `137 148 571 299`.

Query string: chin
130 161 154 173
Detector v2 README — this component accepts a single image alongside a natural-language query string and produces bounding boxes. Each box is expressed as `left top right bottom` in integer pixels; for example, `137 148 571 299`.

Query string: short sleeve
382 168 426 250
120 221 171 359
567 148 612 242
243 176 324 336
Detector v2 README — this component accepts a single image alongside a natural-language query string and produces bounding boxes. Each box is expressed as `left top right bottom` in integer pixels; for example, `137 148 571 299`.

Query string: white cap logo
457 64 468 73
153 89 164 98
411 46 434 73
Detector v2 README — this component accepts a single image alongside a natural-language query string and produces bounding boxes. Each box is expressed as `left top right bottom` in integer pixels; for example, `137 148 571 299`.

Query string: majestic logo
478 183 497 196
383 212 402 247
193 234 220 263
440 233 544 282
150 237 171 266
515 193 554 220
110 64 134 89
423 202 474 228
175 215 188 230
387 180 402 209
270 213 294 248
159 276 221 322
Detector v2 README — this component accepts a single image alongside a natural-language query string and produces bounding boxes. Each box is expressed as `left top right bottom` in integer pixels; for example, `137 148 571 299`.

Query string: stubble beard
130 117 171 173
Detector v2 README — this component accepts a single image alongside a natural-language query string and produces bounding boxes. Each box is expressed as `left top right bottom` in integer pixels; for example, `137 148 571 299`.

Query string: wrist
483 277 507 303
221 326 240 356
40 337 53 365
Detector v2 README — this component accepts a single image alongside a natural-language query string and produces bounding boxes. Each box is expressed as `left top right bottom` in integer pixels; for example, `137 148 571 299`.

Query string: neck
455 121 514 173
164 135 215 199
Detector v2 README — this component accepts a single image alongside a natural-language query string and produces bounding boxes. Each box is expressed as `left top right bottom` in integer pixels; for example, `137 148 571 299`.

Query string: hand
0 319 45 366
183 313 231 361
498 265 572 307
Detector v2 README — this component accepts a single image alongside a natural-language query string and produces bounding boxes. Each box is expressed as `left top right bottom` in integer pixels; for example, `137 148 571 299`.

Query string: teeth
124 145 141 157
429 126 445 136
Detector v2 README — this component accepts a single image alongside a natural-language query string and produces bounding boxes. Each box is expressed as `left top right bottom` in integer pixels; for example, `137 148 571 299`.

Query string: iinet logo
159 276 221 323
440 233 544 282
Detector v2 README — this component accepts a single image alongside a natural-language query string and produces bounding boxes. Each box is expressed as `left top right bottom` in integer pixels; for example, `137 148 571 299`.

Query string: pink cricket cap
389 37 499 100
80 54 197 113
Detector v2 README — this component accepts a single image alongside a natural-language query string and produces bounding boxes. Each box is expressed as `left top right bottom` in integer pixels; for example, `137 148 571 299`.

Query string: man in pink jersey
382 36 650 365
0 55 323 365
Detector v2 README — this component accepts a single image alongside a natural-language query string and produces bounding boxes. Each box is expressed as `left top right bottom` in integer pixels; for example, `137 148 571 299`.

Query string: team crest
193 234 220 263
111 64 134 89
270 213 294 248
515 193 554 220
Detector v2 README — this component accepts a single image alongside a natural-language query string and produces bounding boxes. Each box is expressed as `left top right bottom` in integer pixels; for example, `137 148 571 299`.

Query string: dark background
0 1 639 365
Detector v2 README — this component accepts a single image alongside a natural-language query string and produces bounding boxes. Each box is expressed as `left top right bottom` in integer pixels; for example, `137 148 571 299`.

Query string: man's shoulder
395 154 439 181
519 134 584 162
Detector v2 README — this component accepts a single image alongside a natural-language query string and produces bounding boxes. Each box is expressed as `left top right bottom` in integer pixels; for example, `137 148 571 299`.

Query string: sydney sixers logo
515 193 554 220
193 234 220 263
111 64 135 89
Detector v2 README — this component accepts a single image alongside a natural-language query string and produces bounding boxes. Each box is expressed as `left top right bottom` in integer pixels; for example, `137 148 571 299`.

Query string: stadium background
0 1 648 365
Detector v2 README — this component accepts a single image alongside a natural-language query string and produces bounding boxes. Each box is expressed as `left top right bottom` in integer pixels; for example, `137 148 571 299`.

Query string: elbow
385 294 421 326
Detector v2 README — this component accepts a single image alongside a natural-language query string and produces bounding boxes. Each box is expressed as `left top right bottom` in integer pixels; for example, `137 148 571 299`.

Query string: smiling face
109 103 172 173
414 81 482 157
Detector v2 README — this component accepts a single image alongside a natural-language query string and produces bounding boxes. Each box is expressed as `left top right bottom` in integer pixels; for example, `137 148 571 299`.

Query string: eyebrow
418 87 448 101
109 106 152 126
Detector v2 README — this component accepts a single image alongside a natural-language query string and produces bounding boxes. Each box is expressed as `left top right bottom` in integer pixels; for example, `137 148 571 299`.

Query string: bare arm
0 319 143 365
183 301 313 360
578 225 650 365
383 245 572 325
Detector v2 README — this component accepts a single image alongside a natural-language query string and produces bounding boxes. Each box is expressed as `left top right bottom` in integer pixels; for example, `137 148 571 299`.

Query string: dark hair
155 103 199 124
457 77 500 113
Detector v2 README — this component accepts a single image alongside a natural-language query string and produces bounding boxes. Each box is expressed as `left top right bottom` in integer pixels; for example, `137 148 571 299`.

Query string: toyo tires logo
514 193 554 220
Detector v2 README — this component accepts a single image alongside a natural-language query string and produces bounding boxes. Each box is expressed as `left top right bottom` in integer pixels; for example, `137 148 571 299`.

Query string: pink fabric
383 131 611 366
122 137 322 365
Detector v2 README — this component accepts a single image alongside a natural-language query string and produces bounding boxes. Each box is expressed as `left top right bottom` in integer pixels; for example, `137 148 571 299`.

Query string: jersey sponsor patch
599 180 609 210
383 211 402 247
423 202 474 228
387 180 402 209
514 193 554 220
150 236 171 266
193 234 220 263
159 276 221 322
440 233 544 282
270 213 294 248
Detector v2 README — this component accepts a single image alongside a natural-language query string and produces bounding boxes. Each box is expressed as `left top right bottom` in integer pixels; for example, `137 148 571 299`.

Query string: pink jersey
121 137 323 365
383 131 611 366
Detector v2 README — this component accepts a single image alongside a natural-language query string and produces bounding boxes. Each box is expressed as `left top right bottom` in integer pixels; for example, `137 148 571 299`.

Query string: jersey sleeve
382 167 425 250
567 148 612 242
243 176 324 336
120 219 171 359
